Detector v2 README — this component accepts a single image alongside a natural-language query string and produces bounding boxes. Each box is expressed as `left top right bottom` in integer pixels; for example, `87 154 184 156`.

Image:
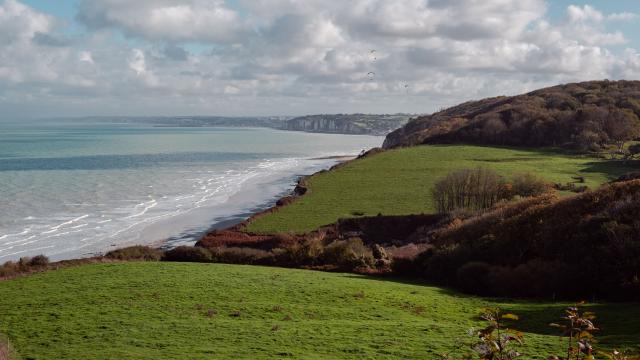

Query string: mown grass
0 262 638 359
246 145 635 233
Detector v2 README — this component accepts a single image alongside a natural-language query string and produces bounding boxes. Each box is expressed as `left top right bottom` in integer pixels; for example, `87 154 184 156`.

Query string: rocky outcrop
284 114 410 135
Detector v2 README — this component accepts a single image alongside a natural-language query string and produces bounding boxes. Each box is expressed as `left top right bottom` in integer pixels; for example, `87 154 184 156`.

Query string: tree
432 168 510 213
511 173 551 197
604 108 640 152
575 130 604 152
481 116 508 144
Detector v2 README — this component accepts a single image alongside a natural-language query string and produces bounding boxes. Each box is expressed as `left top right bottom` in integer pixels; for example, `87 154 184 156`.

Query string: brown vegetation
511 172 552 197
411 180 640 300
197 230 301 250
432 169 552 213
0 255 50 278
432 168 510 213
384 80 640 152
105 245 163 261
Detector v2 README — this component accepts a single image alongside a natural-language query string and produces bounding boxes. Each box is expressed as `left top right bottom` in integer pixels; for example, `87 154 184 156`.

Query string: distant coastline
68 113 412 136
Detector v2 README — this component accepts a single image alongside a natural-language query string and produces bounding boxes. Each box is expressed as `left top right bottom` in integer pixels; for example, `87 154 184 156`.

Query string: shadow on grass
579 160 639 180
499 302 640 352
339 273 640 346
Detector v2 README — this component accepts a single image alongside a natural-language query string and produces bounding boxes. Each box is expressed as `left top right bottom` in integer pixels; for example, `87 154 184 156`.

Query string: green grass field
246 145 635 233
0 262 638 359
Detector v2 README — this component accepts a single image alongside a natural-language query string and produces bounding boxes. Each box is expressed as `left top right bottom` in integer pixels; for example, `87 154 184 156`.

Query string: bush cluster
433 168 510 213
0 255 50 278
161 238 378 272
411 180 640 300
163 246 213 262
433 169 552 214
511 172 552 197
105 246 163 261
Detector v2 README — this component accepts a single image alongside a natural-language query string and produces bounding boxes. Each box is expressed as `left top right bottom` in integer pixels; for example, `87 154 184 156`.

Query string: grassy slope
246 145 634 233
0 262 638 359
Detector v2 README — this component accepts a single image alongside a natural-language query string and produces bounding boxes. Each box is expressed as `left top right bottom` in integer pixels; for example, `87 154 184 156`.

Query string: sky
1 0 639 118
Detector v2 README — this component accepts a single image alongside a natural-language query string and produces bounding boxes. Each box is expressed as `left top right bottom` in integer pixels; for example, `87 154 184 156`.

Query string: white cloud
0 0 52 44
79 51 94 64
608 12 637 22
0 0 639 117
129 49 146 75
76 0 245 43
567 4 604 23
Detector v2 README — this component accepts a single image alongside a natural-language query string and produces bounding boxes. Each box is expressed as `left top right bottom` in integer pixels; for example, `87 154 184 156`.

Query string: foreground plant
548 303 640 360
473 309 523 360
440 308 523 360
549 303 599 360
443 304 639 360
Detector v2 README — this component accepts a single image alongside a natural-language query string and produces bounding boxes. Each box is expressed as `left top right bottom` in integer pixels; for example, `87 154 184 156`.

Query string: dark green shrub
487 260 575 299
211 247 273 265
628 144 640 159
163 246 212 262
106 246 163 261
456 262 492 295
28 255 50 267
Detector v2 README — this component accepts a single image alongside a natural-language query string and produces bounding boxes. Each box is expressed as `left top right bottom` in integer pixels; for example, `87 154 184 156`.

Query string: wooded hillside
384 80 640 151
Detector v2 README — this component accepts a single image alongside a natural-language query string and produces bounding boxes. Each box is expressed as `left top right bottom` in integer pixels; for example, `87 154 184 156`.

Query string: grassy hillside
245 145 634 234
0 262 639 359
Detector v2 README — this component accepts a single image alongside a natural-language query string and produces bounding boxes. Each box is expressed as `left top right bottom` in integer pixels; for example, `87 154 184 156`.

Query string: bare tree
433 168 510 213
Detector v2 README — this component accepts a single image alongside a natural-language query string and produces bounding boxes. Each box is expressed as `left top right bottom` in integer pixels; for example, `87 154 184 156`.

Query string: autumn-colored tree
603 108 640 152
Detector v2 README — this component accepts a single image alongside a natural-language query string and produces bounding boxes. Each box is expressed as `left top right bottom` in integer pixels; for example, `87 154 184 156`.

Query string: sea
0 120 382 262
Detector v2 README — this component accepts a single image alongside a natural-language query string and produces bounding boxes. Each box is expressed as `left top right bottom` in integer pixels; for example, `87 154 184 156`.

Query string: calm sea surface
0 120 382 261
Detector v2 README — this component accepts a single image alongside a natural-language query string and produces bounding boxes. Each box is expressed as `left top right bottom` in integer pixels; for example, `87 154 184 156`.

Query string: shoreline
178 154 360 248
159 187 292 250
193 152 379 245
